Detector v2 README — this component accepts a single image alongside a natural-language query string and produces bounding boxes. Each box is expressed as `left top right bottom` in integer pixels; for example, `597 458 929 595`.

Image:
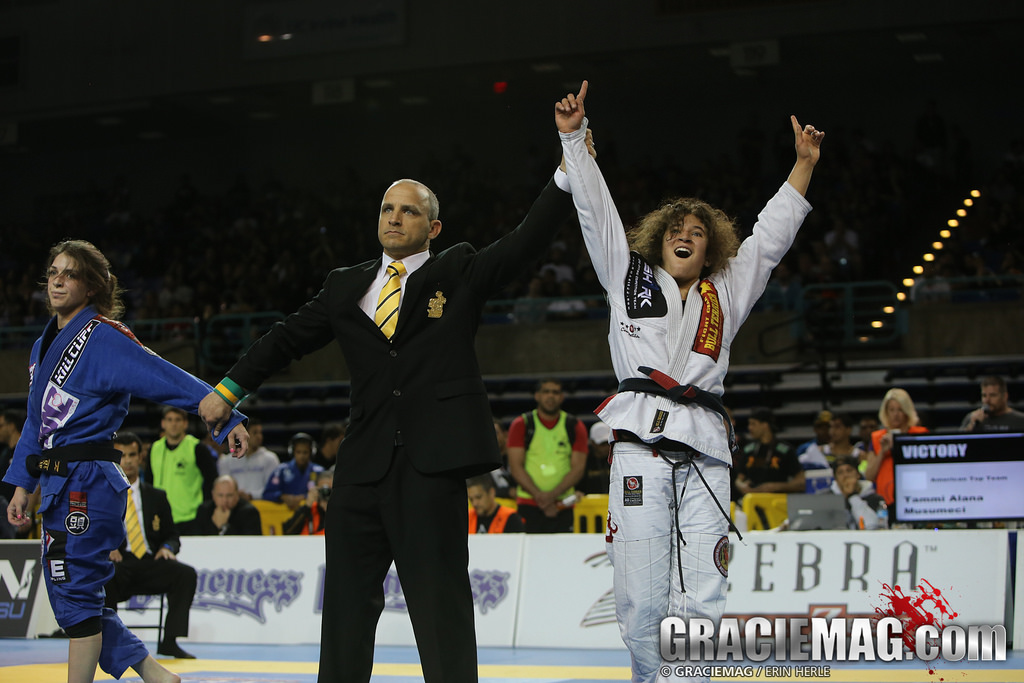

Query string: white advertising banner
514 530 1010 650
725 529 1008 625
113 529 1010 648
175 534 525 646
515 534 620 649
176 536 324 645
375 533 525 647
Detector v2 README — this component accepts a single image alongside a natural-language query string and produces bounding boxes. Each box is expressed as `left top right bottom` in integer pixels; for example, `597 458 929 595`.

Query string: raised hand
786 115 825 196
555 80 589 133
792 115 824 166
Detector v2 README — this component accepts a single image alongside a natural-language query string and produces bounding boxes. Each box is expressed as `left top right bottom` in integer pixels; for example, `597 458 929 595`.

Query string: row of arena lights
866 190 981 334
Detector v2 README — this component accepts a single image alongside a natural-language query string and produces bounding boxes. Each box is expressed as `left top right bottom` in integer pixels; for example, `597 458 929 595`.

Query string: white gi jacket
559 122 812 464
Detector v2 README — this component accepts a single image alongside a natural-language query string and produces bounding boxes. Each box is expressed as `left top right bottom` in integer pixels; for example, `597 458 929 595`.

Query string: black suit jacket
227 179 573 484
118 482 181 556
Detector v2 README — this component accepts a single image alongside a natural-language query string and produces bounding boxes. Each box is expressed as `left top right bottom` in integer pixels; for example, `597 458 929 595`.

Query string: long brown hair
43 240 125 319
626 197 740 278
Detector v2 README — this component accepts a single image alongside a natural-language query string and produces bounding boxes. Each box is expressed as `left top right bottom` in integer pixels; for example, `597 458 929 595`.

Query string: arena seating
1 356 1018 459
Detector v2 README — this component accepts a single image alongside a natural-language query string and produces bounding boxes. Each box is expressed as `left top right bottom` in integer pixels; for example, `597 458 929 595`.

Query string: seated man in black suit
192 474 263 536
105 432 198 660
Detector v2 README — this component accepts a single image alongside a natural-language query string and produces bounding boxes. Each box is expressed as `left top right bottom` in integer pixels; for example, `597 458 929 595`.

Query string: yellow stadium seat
494 497 518 511
573 493 609 533
741 492 789 530
250 499 293 535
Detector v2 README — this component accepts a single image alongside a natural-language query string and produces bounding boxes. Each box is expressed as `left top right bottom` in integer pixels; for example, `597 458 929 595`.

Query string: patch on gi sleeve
623 476 643 506
714 535 729 578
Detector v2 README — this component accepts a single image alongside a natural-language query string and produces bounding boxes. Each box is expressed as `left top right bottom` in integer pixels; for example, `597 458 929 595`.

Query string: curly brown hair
626 197 740 278
43 240 125 319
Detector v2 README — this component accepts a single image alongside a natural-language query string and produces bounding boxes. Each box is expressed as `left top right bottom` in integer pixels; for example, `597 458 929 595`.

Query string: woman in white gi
554 82 823 682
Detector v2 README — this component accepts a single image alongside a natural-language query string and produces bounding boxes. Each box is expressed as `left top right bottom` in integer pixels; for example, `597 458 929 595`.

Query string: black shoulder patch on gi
624 252 667 319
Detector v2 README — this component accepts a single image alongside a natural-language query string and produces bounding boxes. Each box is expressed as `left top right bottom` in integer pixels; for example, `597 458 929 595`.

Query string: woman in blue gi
555 83 823 682
3 240 249 683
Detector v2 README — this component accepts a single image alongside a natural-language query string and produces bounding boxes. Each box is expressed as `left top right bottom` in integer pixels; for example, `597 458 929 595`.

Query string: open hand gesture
555 80 588 133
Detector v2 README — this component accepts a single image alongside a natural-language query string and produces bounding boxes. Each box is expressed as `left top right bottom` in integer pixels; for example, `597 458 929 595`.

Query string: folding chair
741 492 789 530
119 593 166 646
251 499 294 535
573 494 609 533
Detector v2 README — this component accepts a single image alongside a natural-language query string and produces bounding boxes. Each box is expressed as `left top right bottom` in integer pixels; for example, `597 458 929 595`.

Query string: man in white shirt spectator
217 417 279 500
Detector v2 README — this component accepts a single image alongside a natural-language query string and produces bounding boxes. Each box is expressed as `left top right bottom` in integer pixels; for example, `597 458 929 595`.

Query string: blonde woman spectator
863 388 928 505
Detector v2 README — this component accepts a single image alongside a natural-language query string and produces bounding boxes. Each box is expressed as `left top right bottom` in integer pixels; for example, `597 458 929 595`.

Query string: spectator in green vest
507 378 588 533
147 406 218 536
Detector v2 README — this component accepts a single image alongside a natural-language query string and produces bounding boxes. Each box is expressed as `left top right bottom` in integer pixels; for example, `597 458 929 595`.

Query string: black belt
613 430 699 456
618 366 737 452
26 442 120 477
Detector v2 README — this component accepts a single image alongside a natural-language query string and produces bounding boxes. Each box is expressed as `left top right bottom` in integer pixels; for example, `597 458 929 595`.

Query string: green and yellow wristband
213 378 248 408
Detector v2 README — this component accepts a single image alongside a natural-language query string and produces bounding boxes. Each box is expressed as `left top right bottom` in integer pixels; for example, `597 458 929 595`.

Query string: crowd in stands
731 375 1024 532
2 106 1023 332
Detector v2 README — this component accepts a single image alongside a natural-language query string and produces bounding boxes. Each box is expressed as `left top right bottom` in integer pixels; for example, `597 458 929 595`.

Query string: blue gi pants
40 462 148 678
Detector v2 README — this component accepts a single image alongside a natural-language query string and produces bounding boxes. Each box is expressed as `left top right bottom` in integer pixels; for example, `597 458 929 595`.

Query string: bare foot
132 654 181 683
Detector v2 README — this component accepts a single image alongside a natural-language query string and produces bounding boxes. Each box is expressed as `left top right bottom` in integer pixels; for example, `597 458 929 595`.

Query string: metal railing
758 280 907 358
3 275 1018 357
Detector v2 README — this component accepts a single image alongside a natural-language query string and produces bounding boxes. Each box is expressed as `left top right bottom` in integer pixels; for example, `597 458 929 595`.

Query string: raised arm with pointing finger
557 80 823 683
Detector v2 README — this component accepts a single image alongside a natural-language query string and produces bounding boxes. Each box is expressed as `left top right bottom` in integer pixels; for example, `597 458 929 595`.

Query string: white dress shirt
358 249 431 320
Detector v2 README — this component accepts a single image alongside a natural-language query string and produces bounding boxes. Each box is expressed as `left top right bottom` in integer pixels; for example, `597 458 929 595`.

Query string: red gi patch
692 280 723 362
66 491 90 536
605 516 618 543
69 490 87 512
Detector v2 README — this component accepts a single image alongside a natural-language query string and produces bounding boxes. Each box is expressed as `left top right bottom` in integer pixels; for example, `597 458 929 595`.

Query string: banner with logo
374 532 524 647
516 533 620 648
175 534 525 646
515 530 1010 649
149 530 1011 647
175 536 319 644
727 529 1008 624
0 540 45 637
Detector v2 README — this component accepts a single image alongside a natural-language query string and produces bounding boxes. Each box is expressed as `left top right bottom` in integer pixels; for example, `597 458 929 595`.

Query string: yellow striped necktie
374 261 406 339
125 493 147 559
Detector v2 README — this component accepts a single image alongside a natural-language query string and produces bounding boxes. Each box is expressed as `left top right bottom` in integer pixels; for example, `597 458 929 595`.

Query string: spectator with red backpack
507 378 588 533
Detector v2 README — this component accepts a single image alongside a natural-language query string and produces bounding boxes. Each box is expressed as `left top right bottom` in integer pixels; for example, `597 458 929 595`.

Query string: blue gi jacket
2 305 246 512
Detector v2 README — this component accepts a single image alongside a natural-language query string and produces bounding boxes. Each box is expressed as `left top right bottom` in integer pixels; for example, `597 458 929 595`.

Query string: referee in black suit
200 85 592 683
105 432 198 660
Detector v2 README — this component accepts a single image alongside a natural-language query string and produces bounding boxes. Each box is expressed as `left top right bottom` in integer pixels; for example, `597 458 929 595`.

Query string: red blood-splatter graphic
876 579 959 674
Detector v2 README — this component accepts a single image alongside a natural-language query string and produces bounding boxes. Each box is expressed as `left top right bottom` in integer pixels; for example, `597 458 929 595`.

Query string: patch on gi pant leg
623 476 643 506
44 528 70 583
714 535 729 578
65 490 90 536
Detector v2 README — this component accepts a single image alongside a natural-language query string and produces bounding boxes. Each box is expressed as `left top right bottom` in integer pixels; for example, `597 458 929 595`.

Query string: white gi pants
607 442 731 683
